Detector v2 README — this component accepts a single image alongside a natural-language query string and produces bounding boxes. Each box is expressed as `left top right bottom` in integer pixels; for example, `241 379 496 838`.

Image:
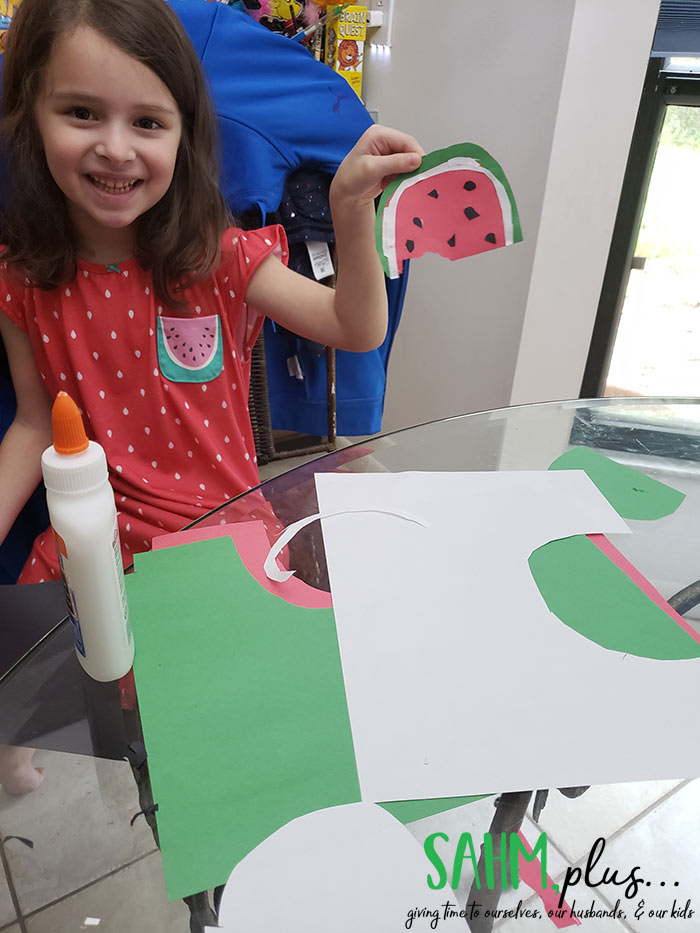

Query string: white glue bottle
41 391 133 681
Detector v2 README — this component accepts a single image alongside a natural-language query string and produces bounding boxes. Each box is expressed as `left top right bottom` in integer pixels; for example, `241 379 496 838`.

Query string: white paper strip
263 509 429 583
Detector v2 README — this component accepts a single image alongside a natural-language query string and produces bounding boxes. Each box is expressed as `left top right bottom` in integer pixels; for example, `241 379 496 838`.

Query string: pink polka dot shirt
0 226 289 583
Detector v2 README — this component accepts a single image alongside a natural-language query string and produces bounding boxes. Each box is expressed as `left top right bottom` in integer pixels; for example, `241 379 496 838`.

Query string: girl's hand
331 124 425 209
250 125 423 352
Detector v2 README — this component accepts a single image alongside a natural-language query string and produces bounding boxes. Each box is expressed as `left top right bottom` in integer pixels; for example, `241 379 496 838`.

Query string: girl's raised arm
245 125 424 353
0 316 53 545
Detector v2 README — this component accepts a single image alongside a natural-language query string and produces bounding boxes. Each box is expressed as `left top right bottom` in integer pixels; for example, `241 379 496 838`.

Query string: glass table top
2 396 700 932
4 396 700 748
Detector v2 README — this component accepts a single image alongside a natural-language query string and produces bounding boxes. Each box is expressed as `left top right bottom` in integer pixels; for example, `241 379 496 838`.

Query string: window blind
653 0 700 57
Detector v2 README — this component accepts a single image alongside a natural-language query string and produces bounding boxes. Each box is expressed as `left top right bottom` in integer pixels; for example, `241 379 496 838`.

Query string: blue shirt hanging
169 0 374 217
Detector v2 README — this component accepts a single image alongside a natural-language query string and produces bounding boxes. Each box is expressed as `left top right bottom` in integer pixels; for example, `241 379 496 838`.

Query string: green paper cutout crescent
548 445 685 520
530 446 698 660
530 535 700 660
375 142 523 279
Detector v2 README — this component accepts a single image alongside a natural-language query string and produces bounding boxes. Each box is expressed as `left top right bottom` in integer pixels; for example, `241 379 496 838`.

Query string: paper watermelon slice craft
375 143 522 279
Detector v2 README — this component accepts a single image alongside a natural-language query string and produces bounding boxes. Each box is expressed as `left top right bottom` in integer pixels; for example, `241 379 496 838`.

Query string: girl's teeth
90 176 137 192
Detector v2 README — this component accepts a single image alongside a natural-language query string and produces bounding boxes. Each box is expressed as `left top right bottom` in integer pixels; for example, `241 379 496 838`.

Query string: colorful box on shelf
325 4 367 97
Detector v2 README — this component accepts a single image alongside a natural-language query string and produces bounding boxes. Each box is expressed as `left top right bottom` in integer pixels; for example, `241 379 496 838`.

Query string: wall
363 0 576 431
510 0 662 405
363 0 660 432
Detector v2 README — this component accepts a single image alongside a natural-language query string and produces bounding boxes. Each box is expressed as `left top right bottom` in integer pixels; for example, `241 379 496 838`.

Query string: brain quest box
325 5 367 98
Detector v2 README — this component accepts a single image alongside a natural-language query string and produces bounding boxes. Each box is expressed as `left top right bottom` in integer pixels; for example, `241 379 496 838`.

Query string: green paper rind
530 534 700 660
374 142 523 278
533 446 695 659
381 793 490 824
549 445 685 520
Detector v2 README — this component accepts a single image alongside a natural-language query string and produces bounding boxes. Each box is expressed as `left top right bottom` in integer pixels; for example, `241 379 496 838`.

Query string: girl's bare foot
0 745 45 795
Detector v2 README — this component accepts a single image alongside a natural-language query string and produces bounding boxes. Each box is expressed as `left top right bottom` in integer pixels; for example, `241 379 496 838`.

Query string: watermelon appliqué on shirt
375 142 522 279
157 314 224 383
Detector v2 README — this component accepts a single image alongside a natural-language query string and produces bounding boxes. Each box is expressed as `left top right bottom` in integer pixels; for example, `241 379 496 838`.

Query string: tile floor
0 749 190 931
4 445 700 931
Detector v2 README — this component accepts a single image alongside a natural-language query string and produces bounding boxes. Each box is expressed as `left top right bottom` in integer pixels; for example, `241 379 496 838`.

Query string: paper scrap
211 803 467 932
152 520 332 609
549 446 685 519
380 794 489 823
529 533 700 659
127 537 358 900
588 532 700 641
515 831 580 928
264 509 428 582
531 448 698 656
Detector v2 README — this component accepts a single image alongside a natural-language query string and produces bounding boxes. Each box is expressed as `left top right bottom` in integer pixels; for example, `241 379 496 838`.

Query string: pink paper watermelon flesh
394 170 506 273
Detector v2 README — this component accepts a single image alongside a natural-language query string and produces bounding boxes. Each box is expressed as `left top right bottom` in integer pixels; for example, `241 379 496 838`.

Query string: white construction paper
314 470 640 801
209 803 466 932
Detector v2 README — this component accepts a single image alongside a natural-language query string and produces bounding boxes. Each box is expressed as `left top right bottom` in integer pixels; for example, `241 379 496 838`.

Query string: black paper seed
463 180 476 191
428 189 439 199
447 234 456 248
485 232 497 244
464 206 480 221
405 239 415 253
413 217 423 228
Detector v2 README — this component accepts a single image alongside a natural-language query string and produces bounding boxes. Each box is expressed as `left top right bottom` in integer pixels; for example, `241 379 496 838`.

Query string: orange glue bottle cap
52 391 89 455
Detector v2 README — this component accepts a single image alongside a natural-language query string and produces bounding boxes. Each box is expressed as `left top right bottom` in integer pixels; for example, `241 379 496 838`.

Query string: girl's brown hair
0 0 230 310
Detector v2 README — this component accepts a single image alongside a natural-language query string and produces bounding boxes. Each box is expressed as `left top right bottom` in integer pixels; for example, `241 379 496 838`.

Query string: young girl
0 0 424 586
0 0 423 793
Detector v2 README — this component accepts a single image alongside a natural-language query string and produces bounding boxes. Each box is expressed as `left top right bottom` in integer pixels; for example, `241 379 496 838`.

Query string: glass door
581 61 700 405
604 101 700 397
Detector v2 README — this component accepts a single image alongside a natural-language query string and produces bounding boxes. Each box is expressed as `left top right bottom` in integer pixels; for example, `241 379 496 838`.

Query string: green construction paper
128 535 495 899
535 448 694 657
380 794 490 823
529 534 700 659
375 142 523 277
549 446 685 520
127 537 360 900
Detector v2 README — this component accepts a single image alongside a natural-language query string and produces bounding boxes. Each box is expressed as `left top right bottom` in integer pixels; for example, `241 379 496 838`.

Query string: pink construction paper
587 534 700 646
152 521 332 609
516 831 580 928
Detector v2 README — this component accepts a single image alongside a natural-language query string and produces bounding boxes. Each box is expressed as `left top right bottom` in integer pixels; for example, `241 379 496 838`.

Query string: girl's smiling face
34 25 182 262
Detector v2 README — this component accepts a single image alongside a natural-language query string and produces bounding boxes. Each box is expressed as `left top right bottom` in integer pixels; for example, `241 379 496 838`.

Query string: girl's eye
70 107 94 121
136 117 161 130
